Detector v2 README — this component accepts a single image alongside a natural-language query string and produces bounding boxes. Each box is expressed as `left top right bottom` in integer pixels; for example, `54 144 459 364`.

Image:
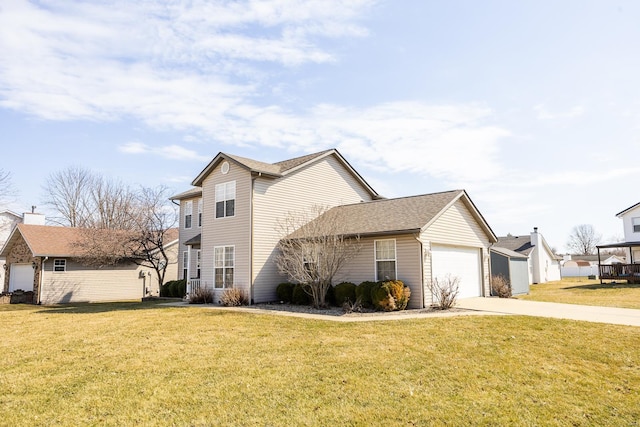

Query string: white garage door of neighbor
431 245 482 299
9 264 34 292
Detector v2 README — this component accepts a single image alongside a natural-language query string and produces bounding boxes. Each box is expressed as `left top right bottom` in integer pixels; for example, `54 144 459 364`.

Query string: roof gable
189 149 379 199
616 202 640 218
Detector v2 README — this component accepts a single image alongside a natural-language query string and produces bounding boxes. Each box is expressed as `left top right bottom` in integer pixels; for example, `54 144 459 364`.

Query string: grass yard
519 277 640 309
1 301 639 426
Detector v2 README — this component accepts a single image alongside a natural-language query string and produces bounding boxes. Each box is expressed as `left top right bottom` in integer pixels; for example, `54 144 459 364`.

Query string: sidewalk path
456 297 640 327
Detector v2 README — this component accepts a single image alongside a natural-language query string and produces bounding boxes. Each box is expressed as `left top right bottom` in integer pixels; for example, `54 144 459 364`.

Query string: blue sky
1 0 639 252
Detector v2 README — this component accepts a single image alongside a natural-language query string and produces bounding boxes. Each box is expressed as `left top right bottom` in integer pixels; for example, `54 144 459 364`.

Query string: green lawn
518 277 640 309
1 301 639 426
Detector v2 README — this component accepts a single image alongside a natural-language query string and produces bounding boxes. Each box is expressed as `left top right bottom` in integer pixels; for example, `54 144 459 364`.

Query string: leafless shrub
428 275 460 310
276 205 362 308
220 288 248 307
491 274 512 298
189 287 214 304
342 297 363 314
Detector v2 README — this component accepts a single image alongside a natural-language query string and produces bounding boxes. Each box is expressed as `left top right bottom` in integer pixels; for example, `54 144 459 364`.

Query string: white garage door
431 245 482 299
9 264 34 292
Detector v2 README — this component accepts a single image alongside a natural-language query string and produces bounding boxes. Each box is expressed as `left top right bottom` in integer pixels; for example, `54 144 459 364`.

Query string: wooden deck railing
599 264 640 280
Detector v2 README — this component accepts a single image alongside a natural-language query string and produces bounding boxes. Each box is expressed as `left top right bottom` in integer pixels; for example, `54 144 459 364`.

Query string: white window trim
53 259 66 272
632 217 640 233
215 181 236 219
197 198 203 228
184 200 193 229
182 251 188 280
214 245 235 289
196 249 201 278
374 239 397 281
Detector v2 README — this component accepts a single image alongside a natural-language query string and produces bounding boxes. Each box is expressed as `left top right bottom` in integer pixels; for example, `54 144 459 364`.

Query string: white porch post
186 245 192 297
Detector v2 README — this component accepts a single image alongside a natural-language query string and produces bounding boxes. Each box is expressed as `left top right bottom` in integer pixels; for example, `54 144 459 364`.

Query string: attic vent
221 161 230 174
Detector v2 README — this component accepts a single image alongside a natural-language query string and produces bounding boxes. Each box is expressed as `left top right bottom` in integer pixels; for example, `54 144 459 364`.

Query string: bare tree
73 186 177 289
0 168 17 208
566 224 602 255
43 166 93 226
276 205 361 308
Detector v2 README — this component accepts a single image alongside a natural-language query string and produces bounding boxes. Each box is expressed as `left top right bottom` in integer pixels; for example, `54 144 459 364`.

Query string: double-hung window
215 181 236 218
182 251 188 279
198 199 203 227
375 239 397 281
53 259 66 272
633 217 640 233
196 250 201 279
184 201 193 229
214 246 234 288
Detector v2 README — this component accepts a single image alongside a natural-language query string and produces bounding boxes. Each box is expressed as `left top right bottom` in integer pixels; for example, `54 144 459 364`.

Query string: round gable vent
221 161 230 174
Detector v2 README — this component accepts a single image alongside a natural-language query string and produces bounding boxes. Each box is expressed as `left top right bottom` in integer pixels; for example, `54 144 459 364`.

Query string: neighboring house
171 149 498 308
489 247 529 295
496 228 561 284
596 202 640 283
0 210 45 286
0 224 177 304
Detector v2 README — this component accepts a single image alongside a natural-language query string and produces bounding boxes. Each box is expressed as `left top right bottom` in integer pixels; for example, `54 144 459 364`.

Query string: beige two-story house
172 149 498 308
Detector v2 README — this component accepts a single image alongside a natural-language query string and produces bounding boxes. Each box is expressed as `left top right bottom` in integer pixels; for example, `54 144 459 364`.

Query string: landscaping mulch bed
247 302 468 317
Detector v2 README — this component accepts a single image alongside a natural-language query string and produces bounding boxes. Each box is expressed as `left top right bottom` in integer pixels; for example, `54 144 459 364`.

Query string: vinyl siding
341 235 423 309
177 196 202 280
40 259 142 304
200 162 252 300
252 155 375 302
421 198 493 303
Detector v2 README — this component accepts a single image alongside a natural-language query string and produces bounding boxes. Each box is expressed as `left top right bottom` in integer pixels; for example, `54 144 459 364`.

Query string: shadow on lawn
32 299 182 314
563 282 640 291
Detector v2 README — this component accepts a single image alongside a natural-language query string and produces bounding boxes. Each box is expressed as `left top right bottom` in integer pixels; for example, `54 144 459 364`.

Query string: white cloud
534 104 585 120
118 142 210 162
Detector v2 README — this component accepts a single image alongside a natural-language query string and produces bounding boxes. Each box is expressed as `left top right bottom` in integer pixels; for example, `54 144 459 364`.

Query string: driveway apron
456 297 640 327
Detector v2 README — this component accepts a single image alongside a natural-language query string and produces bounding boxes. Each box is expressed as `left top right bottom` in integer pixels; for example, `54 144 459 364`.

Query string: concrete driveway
457 297 640 327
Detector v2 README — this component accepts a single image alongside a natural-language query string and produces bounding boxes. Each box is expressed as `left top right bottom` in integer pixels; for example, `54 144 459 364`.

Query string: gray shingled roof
496 235 534 256
273 149 334 173
491 246 528 259
290 190 466 238
616 201 640 217
170 187 202 201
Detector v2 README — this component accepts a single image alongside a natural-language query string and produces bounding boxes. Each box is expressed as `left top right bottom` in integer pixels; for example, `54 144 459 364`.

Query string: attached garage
431 245 483 299
8 264 34 292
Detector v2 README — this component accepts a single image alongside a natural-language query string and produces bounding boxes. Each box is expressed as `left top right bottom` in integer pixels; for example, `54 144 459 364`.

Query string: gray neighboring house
489 247 529 295
171 148 498 308
496 228 562 284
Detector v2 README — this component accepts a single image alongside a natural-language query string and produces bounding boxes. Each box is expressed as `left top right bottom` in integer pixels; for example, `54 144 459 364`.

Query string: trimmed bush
333 282 357 305
292 283 312 305
161 279 186 298
387 280 411 310
356 281 378 308
325 284 336 306
276 282 295 303
220 288 248 306
371 280 411 311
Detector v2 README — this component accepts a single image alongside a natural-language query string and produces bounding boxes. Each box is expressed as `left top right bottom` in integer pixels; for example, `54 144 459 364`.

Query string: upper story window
184 200 193 229
633 217 640 233
215 181 236 218
198 198 203 227
375 239 397 281
54 259 66 272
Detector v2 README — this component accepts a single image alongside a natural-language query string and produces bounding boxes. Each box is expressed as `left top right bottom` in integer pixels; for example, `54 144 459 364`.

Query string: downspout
413 234 425 308
38 256 48 305
486 243 494 297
